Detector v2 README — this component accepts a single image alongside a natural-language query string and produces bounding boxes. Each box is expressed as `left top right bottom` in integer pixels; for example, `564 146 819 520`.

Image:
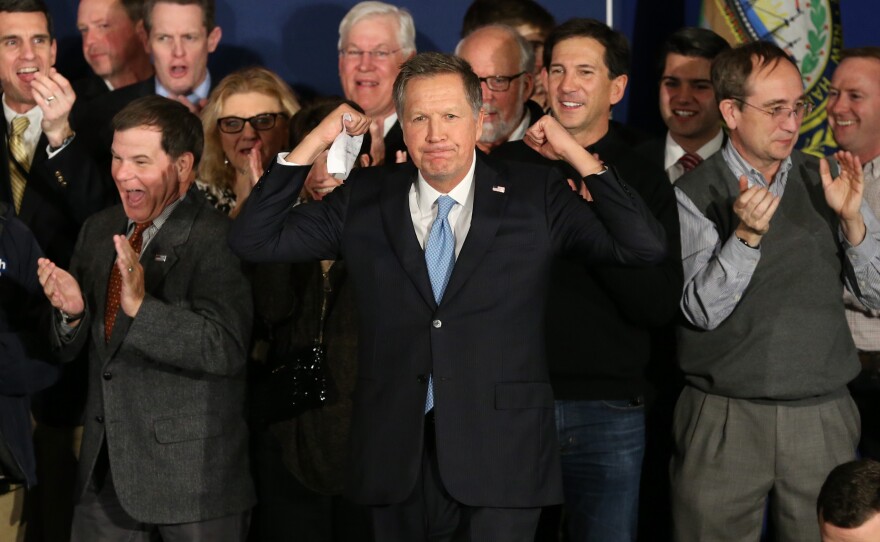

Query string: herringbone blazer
54 190 256 524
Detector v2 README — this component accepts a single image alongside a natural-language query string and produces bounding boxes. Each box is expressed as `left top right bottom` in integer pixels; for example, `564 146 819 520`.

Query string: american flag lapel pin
492 185 506 193
154 254 167 262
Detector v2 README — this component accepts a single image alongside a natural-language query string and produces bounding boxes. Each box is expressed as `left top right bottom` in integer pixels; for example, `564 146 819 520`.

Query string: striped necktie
8 116 30 213
677 152 703 174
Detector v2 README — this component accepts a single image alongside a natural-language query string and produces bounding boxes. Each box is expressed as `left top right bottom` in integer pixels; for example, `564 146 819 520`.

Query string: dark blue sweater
0 201 59 487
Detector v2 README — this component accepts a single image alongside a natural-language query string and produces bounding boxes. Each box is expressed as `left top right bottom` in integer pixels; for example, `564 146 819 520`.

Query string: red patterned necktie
677 152 703 173
104 222 151 343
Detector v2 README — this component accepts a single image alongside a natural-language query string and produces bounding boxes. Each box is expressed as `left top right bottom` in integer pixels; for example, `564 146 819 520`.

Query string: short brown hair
0 0 53 39
711 41 798 103
113 95 204 167
143 0 214 33
544 18 630 80
393 52 482 118
840 46 880 64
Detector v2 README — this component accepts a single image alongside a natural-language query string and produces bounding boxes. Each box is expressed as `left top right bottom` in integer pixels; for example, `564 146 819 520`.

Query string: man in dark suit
229 52 667 541
0 0 108 264
455 24 543 154
72 0 154 104
76 0 221 161
636 27 730 183
337 1 414 164
38 96 254 541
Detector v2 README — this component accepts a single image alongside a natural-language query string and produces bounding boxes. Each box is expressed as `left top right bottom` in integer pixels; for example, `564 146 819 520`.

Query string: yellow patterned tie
8 116 30 213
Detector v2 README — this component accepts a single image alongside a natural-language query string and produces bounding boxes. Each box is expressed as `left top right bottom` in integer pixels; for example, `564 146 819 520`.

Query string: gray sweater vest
676 150 859 401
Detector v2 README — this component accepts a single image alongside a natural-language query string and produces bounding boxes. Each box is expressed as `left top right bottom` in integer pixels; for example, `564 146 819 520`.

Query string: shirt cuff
843 202 880 267
720 232 761 272
276 152 302 166
46 133 75 159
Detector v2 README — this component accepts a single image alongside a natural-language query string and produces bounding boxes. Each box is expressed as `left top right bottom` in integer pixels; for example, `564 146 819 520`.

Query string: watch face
702 0 844 156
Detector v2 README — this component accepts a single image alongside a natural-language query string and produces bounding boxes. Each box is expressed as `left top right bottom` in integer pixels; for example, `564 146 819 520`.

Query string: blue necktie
424 195 456 413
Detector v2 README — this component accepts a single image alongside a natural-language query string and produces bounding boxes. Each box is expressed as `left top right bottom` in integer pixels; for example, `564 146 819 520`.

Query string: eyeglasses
339 48 401 62
732 98 814 121
477 71 527 92
217 113 288 134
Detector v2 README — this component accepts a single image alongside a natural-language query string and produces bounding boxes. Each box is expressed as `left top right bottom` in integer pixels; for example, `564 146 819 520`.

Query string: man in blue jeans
492 18 682 541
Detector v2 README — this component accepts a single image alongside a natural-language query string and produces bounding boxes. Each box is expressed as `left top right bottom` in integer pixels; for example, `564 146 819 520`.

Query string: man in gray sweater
672 41 880 542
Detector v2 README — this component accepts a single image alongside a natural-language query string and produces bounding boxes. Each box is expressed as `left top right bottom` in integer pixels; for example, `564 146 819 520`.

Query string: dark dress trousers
229 153 667 511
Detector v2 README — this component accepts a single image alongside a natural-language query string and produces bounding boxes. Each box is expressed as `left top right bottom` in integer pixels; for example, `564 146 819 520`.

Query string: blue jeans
555 399 646 542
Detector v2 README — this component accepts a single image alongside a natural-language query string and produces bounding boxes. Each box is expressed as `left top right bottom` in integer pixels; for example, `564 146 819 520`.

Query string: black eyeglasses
477 71 526 92
217 113 288 134
732 98 814 122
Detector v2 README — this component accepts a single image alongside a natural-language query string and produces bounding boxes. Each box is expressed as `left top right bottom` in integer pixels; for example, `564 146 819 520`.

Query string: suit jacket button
102 371 112 381
54 171 67 187
432 319 442 328
95 416 104 423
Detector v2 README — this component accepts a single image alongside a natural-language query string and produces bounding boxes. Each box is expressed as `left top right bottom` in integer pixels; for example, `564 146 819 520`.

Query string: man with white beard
456 24 542 154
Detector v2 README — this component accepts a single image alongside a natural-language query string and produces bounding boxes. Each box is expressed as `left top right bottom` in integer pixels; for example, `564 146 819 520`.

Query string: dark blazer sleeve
549 165 668 266
42 135 117 223
588 167 683 326
0 215 59 395
229 162 346 263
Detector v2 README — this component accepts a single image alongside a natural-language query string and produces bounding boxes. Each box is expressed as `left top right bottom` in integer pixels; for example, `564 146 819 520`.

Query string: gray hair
338 1 416 56
393 52 482 118
454 24 535 74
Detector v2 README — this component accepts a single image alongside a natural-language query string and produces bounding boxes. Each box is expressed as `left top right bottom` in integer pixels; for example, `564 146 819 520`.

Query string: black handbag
252 266 335 424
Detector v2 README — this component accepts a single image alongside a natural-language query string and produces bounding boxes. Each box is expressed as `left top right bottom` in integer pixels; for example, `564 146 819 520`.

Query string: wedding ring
46 95 56 102
127 266 134 273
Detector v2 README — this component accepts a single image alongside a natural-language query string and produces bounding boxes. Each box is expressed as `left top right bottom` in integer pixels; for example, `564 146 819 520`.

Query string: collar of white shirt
415 151 476 215
155 71 212 104
383 113 399 137
3 94 44 158
663 129 725 172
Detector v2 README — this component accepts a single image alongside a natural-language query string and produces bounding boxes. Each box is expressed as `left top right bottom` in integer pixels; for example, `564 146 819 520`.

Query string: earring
224 157 230 166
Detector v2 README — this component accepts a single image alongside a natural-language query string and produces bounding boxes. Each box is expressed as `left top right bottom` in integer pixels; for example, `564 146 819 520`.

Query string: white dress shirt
664 129 724 183
408 151 476 257
276 150 478 258
3 95 44 165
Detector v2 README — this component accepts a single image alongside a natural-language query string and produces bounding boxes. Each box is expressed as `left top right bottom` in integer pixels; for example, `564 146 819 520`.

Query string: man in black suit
337 1 414 164
229 51 667 541
493 18 682 541
73 0 154 104
76 0 221 161
455 24 543 154
636 27 730 183
39 96 254 541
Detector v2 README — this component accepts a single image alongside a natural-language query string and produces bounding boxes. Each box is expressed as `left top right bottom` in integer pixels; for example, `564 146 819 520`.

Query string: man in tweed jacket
38 96 254 541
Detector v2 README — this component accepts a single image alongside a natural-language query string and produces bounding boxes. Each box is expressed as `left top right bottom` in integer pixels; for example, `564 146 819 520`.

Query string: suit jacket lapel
380 164 436 308
105 195 197 356
0 116 11 204
92 211 129 363
442 158 506 304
